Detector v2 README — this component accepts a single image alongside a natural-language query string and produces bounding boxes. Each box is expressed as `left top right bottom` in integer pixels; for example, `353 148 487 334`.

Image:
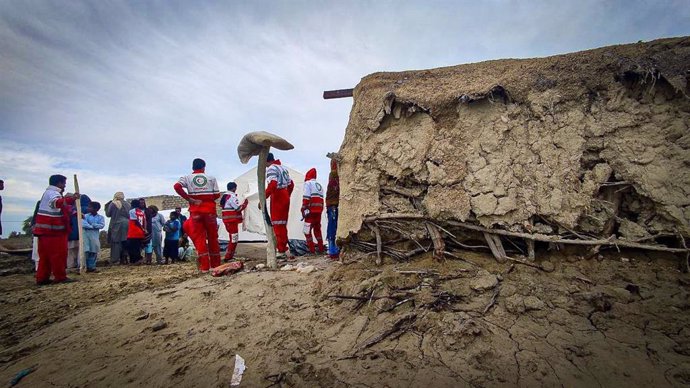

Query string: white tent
217 165 328 242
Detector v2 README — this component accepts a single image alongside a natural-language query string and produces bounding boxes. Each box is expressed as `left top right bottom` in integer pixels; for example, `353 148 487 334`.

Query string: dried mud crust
337 37 690 241
0 244 272 352
1 251 689 387
0 255 200 351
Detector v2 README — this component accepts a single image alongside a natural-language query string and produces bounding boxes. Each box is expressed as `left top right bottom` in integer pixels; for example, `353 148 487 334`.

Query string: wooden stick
362 214 690 253
327 294 388 301
258 147 278 269
381 186 423 198
442 250 481 267
483 289 500 315
504 255 549 271
527 239 536 261
74 175 86 275
678 231 689 274
357 314 416 351
426 222 445 261
484 232 506 263
493 235 507 262
369 223 383 266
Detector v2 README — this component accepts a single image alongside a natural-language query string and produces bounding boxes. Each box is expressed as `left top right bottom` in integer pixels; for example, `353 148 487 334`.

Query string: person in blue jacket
82 201 105 272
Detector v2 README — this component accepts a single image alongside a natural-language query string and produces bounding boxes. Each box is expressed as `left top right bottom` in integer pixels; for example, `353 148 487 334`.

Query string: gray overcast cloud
1 0 689 235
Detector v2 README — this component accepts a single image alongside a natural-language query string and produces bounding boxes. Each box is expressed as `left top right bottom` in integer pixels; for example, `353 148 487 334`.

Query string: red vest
302 168 324 215
221 192 243 224
127 208 146 239
33 186 73 236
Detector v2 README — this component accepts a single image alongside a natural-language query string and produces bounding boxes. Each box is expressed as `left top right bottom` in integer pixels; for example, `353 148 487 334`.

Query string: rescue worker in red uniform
220 182 248 262
33 174 79 285
302 168 325 254
174 158 221 272
265 153 294 259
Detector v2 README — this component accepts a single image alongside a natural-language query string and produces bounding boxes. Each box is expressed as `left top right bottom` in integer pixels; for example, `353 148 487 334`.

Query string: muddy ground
1 244 690 387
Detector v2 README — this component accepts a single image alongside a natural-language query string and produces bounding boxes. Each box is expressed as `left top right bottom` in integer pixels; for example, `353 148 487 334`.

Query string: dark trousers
327 206 339 256
164 239 179 261
127 238 143 263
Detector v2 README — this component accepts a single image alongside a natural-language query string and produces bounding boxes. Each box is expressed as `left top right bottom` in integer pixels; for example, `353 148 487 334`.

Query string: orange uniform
265 160 294 255
174 169 221 271
33 185 75 284
301 168 324 254
221 191 247 261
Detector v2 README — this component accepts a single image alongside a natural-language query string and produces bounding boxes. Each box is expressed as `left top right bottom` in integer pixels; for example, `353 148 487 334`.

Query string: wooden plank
323 88 354 99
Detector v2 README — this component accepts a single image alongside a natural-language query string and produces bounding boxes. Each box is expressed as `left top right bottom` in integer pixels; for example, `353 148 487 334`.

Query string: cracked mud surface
1 248 690 387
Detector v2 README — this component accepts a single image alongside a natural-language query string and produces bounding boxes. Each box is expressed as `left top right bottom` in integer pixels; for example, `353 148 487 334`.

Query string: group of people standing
30 153 340 283
105 194 188 266
174 154 340 273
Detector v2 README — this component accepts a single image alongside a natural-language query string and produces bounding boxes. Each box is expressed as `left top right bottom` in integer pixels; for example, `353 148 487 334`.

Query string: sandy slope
1 248 690 387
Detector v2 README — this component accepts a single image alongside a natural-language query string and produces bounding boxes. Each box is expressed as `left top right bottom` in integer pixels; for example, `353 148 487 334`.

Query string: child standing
163 211 181 264
82 201 105 272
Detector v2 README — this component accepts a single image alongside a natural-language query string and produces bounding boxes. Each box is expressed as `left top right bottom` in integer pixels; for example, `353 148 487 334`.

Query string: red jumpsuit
33 185 75 284
265 160 294 255
174 169 221 271
221 191 247 261
302 168 325 253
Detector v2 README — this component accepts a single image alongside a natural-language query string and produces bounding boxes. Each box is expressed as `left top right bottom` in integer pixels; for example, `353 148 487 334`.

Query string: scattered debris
280 262 317 274
264 372 285 388
135 311 149 321
356 314 417 351
211 261 244 277
230 354 246 386
152 320 167 332
9 365 37 386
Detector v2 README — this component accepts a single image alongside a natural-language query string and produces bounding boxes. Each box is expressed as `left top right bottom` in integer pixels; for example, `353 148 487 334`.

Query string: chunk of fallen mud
471 272 499 292
540 261 555 272
504 294 526 314
524 296 545 311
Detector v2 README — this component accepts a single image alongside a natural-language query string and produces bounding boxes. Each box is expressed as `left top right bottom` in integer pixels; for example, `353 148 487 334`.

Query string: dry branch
483 289 500 315
362 214 689 253
356 314 417 351
426 222 445 260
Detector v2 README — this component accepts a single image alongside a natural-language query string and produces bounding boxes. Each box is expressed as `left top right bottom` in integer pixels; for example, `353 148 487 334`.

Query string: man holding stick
32 174 79 285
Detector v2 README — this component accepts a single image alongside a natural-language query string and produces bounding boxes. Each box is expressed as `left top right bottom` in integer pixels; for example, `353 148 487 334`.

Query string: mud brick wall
337 37 690 241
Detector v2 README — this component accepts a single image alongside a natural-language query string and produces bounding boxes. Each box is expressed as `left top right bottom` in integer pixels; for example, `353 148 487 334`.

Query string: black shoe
36 280 52 286
86 268 99 273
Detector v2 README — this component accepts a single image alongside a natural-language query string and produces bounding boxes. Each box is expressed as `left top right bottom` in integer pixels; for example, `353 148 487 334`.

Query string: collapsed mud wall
337 37 690 248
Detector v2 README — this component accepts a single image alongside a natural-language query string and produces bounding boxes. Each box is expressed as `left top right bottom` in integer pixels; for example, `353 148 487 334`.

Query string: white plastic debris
231 354 246 386
280 264 296 271
296 265 316 274
255 264 266 270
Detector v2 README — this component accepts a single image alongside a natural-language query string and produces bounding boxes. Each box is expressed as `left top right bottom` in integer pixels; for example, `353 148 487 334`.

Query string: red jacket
265 160 294 199
221 192 248 224
302 168 324 214
33 186 75 236
174 168 221 214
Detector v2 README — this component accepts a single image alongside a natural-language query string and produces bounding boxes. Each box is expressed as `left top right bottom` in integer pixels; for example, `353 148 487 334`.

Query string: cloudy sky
1 0 689 236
